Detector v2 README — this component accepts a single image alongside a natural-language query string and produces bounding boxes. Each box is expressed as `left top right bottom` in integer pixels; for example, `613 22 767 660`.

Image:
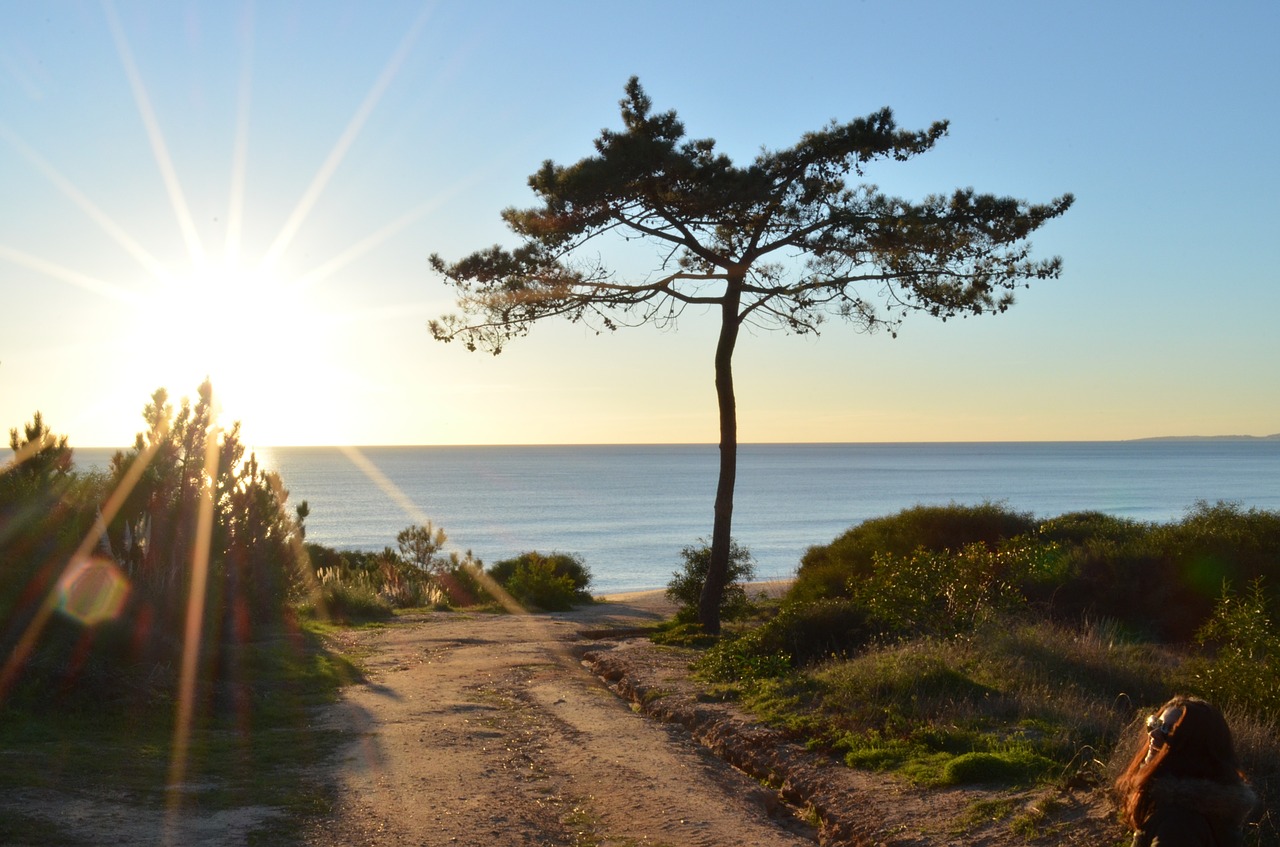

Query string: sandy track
306 592 815 846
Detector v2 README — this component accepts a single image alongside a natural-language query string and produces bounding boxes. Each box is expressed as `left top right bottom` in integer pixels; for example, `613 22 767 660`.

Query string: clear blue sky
2 0 1277 448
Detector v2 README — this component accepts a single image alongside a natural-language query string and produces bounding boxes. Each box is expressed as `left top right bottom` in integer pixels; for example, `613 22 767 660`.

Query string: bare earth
305 589 814 847
302 590 1123 847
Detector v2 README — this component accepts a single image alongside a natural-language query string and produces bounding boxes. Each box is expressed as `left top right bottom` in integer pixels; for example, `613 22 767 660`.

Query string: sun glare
131 257 313 444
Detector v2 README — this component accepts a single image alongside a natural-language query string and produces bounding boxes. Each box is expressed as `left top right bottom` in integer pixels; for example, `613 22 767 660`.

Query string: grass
0 616 358 846
712 617 1174 788
677 611 1280 843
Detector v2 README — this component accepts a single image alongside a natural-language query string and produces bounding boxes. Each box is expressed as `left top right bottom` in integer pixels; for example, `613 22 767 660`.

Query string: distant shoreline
1127 434 1280 442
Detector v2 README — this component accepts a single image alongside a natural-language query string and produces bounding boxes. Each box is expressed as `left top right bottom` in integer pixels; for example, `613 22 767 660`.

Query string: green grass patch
697 615 1181 792
649 621 719 648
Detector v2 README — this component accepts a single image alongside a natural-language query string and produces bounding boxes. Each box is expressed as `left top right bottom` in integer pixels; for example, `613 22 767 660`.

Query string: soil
302 588 1124 847
4 589 1128 846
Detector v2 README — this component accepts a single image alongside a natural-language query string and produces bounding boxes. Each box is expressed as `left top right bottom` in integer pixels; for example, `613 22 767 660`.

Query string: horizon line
72 434 1280 450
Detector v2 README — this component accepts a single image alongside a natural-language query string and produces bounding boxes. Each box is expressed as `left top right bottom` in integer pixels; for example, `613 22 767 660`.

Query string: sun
0 6 444 450
131 256 317 446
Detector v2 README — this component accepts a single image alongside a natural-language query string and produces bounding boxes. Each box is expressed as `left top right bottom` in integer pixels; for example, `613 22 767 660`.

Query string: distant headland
1128 433 1280 442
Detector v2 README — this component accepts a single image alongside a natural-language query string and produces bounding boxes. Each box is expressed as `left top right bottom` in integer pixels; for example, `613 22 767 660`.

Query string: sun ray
290 199 442 293
224 3 255 265
0 123 168 279
261 2 435 268
336 446 436 536
286 136 538 295
103 0 205 265
0 245 144 304
336 447 521 614
164 418 220 828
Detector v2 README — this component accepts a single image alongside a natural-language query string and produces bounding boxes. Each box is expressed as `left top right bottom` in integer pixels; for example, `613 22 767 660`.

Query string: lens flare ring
56 556 131 626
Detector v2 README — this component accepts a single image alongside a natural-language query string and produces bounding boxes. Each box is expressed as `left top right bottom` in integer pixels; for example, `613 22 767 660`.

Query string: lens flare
56 556 131 626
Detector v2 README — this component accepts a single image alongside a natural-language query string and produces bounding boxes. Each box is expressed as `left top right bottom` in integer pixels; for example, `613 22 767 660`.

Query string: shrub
396 522 451 575
692 598 872 683
695 629 793 682
666 537 757 623
1036 511 1148 547
850 539 1063 637
790 503 1280 642
1153 502 1280 627
434 563 492 608
488 551 592 611
368 552 440 608
789 503 1037 604
305 543 490 610
313 582 393 623
506 560 577 611
755 598 873 666
1184 578 1280 720
1053 502 1280 641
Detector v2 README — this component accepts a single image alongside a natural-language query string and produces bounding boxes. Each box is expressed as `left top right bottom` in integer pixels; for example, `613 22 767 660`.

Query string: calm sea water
76 442 1280 594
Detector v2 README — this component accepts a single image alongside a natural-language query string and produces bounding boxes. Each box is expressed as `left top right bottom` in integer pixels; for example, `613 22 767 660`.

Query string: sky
1 0 1277 449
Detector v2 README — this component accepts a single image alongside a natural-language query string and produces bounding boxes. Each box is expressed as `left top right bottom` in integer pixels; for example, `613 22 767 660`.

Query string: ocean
76 441 1280 594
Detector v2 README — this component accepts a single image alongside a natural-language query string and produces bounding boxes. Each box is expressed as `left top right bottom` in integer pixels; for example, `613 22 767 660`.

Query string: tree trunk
697 282 742 634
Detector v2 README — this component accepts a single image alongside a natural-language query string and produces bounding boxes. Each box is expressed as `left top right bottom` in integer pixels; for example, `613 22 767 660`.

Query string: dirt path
306 591 817 846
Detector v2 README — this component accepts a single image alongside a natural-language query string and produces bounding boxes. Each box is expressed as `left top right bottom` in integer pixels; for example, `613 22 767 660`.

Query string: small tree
109 381 304 635
667 538 756 624
6 411 72 486
1 412 76 562
396 522 449 575
431 78 1073 632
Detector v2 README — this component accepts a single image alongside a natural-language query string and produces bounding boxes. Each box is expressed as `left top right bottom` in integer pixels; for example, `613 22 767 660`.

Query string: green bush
1184 578 1280 720
690 598 873 683
506 560 578 611
789 503 1037 604
850 539 1064 637
755 598 873 666
311 582 393 623
488 551 592 611
1036 511 1148 546
1043 502 1280 642
695 630 793 682
790 502 1280 643
666 537 757 623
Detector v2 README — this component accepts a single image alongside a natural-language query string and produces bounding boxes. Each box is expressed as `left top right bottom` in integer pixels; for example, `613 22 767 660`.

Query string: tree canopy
430 77 1073 632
